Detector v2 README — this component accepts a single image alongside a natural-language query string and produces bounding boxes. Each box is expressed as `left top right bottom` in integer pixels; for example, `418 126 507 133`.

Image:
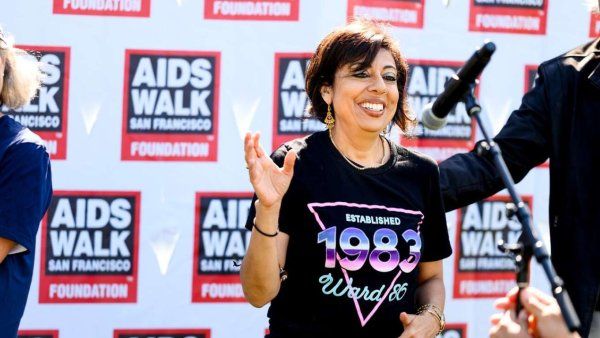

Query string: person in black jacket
438 10 600 338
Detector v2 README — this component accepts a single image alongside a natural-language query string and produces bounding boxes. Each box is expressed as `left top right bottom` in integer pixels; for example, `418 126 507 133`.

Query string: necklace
329 129 388 170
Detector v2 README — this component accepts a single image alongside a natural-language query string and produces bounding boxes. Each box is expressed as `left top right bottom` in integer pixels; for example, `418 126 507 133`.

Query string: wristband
253 220 278 237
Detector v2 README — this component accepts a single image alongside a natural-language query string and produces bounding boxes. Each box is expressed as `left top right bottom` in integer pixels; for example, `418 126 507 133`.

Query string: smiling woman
240 20 452 338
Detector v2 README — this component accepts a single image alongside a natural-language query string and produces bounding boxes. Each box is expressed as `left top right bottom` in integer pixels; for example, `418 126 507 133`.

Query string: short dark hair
305 19 414 132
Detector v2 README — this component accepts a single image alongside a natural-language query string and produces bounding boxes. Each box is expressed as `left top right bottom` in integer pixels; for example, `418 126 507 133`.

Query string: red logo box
272 53 318 150
453 195 532 298
347 0 425 28
204 0 299 21
18 330 59 338
53 0 151 17
401 59 477 162
469 0 549 35
2 46 70 160
114 329 211 338
591 12 600 37
192 192 253 302
121 50 220 161
441 323 468 338
39 191 141 303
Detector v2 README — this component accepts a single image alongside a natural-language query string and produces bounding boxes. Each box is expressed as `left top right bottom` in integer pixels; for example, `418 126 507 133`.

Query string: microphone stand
461 85 581 333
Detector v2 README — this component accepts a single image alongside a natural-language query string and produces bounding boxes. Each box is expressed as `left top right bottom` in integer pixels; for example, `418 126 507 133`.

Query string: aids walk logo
122 50 220 161
114 329 211 338
1 46 70 160
440 324 468 338
453 195 533 298
272 53 324 150
402 60 476 162
347 0 425 28
469 0 548 35
18 331 59 338
52 0 151 17
39 191 140 303
204 0 299 21
192 192 252 302
591 11 600 37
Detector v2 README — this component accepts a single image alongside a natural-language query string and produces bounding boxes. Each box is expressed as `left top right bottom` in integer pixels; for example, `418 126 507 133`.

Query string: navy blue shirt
0 115 52 337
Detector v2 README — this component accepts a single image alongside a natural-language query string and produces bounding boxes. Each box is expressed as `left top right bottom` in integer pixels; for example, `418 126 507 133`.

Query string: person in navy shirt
0 27 52 337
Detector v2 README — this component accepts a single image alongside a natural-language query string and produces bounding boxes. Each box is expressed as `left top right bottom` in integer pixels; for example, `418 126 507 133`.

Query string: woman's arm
240 201 289 307
399 260 445 338
415 260 445 314
239 132 296 307
0 237 16 264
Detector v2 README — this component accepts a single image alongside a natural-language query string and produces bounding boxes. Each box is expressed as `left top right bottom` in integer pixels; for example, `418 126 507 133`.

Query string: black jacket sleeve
420 161 453 262
439 65 551 211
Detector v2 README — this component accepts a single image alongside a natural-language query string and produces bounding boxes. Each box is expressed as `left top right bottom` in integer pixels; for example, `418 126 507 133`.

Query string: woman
0 27 52 337
241 20 451 338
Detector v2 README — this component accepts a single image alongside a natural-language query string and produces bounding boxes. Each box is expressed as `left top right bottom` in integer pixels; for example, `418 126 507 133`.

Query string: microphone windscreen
421 102 448 130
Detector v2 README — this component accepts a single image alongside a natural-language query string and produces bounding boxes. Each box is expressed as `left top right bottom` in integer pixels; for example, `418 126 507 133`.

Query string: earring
382 123 390 135
324 104 335 130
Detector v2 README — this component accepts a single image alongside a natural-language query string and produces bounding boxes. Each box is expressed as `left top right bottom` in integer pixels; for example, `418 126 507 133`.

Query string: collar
589 59 600 90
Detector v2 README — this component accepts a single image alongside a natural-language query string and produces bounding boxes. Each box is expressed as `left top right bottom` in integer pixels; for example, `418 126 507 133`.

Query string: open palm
244 132 296 207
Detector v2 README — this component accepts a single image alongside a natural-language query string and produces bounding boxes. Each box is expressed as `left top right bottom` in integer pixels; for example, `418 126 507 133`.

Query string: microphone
421 41 496 130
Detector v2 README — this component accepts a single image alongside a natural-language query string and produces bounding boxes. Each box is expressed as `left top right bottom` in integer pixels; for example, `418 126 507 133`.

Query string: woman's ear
320 84 332 105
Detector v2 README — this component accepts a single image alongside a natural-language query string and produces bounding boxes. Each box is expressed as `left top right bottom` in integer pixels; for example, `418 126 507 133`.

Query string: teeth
360 102 384 112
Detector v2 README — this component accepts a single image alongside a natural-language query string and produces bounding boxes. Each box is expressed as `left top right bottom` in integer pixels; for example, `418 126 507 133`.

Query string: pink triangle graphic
307 202 423 327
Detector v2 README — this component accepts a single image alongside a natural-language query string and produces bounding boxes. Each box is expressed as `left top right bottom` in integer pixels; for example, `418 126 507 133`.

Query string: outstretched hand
398 312 439 338
244 132 297 208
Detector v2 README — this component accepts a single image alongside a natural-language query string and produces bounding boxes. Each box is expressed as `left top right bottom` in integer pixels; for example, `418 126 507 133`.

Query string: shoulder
390 141 438 173
8 130 49 160
539 38 600 77
2 134 49 171
271 131 325 163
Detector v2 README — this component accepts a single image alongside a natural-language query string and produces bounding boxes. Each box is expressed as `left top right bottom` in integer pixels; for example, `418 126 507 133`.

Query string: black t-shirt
246 131 452 338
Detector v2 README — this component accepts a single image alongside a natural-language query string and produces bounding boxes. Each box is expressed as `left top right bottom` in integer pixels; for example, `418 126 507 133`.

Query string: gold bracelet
416 304 445 336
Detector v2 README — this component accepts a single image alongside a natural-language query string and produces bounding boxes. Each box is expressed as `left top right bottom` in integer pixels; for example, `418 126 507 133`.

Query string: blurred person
489 287 581 338
0 27 52 337
240 20 452 338
438 1 600 336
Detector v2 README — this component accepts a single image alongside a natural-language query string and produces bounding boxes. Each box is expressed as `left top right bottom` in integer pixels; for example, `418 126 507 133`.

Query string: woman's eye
384 75 397 82
353 71 369 78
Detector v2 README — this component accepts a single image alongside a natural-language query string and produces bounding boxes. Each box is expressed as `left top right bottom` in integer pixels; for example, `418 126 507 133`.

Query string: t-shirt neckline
320 130 397 175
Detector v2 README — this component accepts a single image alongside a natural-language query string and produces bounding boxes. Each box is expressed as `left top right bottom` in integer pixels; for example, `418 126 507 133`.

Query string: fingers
517 310 529 327
506 286 519 300
252 132 266 158
490 313 503 325
399 312 415 328
521 287 553 306
519 288 548 318
494 296 512 310
282 150 297 175
244 132 256 166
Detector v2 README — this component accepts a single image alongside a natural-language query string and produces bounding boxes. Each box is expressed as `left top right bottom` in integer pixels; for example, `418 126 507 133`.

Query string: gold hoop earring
324 104 335 130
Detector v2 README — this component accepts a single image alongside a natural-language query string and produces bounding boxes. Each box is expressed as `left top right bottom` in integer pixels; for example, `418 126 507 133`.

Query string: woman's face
322 49 399 136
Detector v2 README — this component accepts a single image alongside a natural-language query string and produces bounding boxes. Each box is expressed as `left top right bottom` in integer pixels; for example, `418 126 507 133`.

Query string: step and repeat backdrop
1 0 598 337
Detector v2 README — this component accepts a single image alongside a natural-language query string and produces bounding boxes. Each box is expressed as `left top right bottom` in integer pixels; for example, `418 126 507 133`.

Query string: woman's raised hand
244 132 297 208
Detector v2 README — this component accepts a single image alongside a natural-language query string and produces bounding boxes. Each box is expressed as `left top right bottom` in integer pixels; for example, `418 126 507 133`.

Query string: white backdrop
1 1 597 337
